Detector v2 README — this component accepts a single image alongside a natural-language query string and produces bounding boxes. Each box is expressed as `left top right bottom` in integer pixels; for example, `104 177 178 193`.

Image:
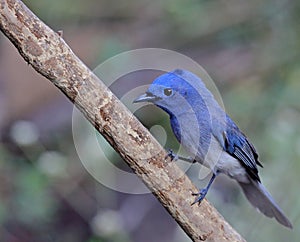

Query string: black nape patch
173 69 183 75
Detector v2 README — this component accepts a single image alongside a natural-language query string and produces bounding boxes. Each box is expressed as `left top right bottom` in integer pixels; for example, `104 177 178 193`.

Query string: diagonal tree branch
0 1 245 241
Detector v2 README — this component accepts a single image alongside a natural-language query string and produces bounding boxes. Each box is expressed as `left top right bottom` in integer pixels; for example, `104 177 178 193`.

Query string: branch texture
0 0 246 241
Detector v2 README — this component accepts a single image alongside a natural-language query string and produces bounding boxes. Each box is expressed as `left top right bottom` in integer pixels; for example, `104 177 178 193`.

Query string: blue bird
134 69 292 228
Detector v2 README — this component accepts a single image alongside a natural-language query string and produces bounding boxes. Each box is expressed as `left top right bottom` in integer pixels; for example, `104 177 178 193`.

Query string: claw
190 173 218 206
166 149 196 163
165 149 178 161
191 188 208 205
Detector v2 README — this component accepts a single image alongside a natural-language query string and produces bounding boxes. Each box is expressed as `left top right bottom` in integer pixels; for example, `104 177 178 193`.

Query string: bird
133 69 293 229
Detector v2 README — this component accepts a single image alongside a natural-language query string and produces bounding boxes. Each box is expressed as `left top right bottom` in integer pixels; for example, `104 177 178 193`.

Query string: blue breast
170 114 182 142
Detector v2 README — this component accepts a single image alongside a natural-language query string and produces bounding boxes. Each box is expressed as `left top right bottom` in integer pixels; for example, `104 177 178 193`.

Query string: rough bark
0 0 246 241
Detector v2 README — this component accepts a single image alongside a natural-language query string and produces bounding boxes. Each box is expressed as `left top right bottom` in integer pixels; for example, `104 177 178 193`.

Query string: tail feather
238 180 293 229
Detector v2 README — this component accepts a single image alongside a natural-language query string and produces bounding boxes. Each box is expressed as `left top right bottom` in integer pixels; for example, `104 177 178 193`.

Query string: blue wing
224 115 263 182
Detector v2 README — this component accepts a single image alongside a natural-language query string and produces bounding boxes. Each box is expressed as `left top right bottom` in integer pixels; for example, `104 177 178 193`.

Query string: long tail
238 180 293 229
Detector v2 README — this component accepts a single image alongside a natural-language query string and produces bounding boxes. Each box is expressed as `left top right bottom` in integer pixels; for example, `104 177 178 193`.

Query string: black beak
133 92 160 103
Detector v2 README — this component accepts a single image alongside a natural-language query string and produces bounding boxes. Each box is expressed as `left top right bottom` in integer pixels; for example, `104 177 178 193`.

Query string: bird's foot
165 149 178 161
166 149 196 163
191 173 217 205
191 188 208 205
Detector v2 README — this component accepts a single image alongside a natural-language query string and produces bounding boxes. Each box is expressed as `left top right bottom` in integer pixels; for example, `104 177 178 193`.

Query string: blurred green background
0 0 299 241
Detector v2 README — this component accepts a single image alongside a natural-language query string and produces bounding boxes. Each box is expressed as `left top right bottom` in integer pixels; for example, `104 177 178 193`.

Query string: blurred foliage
1 0 300 241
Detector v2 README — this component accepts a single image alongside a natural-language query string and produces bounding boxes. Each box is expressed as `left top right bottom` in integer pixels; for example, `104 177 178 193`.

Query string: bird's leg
166 149 196 163
178 155 196 163
191 173 217 205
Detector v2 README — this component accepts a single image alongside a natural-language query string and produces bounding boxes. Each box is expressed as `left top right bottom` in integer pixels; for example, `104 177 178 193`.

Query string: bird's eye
164 88 173 96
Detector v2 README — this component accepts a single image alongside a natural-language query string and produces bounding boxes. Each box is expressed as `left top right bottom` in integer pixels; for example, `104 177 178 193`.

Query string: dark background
0 0 299 241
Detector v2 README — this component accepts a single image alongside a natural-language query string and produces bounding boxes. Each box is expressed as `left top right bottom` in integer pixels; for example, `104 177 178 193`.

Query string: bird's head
133 69 202 115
